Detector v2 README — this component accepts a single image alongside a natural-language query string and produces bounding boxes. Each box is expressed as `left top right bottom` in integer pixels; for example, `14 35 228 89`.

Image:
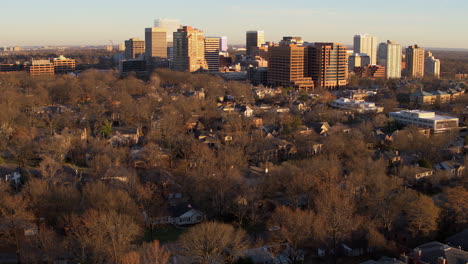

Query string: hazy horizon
1 0 467 49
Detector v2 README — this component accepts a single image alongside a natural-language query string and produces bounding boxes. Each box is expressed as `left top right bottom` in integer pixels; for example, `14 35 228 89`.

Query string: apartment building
306 42 348 89
173 26 208 72
267 42 314 90
406 45 425 78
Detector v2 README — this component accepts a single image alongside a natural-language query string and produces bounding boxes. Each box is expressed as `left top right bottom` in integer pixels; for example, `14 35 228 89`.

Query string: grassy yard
145 225 187 243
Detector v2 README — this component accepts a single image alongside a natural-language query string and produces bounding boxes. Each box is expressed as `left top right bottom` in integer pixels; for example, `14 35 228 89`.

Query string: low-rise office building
53 55 76 73
389 110 459 132
330 98 384 113
29 59 55 76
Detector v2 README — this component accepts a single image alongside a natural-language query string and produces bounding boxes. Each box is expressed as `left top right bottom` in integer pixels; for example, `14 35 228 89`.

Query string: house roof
169 204 202 218
447 229 468 251
431 90 449 96
415 241 468 264
361 257 405 264
411 90 433 97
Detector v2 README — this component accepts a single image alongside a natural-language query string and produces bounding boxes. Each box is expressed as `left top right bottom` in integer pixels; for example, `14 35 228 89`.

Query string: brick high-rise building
353 34 377 65
125 38 145 59
406 45 425 78
268 42 314 90
306 43 348 89
173 26 208 72
145 28 167 59
425 52 440 78
205 37 221 72
377 40 402 79
246 31 265 56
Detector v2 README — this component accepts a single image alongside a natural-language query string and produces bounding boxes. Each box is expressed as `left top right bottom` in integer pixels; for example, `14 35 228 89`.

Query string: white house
154 204 205 226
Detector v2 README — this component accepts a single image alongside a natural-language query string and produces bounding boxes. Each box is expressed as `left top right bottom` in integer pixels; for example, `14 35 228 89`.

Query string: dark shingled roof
415 241 468 264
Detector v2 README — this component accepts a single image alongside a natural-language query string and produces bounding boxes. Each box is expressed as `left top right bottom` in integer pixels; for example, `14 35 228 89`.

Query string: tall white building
220 36 228 52
353 34 378 65
377 40 402 79
154 18 181 43
425 51 440 78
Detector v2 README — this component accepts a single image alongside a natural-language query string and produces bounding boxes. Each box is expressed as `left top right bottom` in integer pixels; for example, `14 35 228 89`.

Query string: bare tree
269 206 314 263
0 185 35 260
141 241 171 264
405 193 440 236
178 222 248 264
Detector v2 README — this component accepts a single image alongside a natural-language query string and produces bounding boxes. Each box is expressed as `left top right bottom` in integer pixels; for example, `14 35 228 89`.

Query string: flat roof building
268 42 314 90
349 53 371 72
246 31 265 56
331 98 384 113
173 26 208 72
145 28 167 59
306 42 348 89
29 59 54 77
119 59 147 78
389 110 459 132
406 45 425 78
125 38 145 60
353 34 377 65
377 40 402 79
425 51 440 78
53 55 76 74
205 37 221 72
154 18 181 43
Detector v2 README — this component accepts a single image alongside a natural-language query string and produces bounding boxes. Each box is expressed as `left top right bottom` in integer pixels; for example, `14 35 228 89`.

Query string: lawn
145 225 187 243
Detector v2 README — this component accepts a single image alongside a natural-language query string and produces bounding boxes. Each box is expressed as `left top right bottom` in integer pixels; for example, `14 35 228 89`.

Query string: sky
1 0 467 49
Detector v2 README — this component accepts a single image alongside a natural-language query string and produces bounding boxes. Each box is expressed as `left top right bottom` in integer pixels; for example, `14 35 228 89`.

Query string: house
243 245 296 264
308 122 331 135
154 204 205 226
109 126 142 147
235 104 254 117
400 241 468 264
361 257 405 264
409 90 440 106
4 171 21 185
447 228 468 251
183 89 205 100
399 165 435 184
291 101 306 112
431 90 451 103
434 160 465 178
251 139 297 164
446 229 468 251
376 150 402 167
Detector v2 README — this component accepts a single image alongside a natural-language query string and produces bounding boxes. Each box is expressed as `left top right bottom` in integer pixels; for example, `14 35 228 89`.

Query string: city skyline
1 0 467 49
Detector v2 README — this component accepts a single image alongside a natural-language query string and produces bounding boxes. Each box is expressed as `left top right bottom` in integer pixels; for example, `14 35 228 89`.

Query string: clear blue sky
1 0 467 49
